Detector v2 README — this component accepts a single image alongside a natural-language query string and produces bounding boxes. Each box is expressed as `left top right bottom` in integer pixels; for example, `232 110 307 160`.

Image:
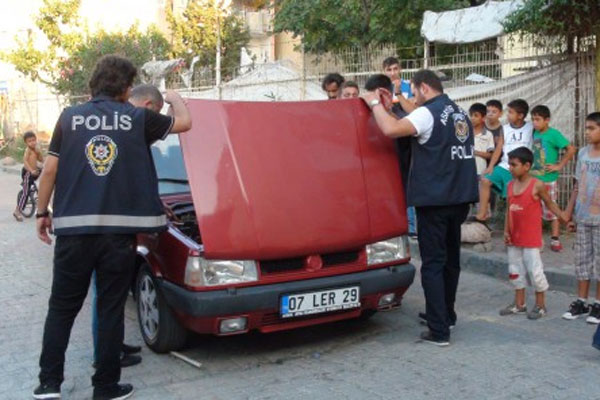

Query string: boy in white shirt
474 99 533 223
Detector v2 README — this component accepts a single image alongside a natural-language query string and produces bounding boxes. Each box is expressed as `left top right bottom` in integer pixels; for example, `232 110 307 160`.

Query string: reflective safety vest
52 96 167 235
407 94 479 207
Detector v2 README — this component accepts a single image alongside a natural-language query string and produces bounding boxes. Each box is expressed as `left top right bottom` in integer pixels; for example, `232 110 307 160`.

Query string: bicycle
16 178 38 218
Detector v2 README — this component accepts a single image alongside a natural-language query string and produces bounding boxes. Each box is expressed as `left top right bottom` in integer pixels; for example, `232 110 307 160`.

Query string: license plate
280 286 360 318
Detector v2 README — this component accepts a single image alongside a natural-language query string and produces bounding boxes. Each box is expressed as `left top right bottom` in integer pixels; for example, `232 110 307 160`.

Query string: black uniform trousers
38 234 136 389
416 203 470 340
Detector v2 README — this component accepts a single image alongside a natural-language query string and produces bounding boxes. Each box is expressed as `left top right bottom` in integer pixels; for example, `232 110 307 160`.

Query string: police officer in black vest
33 55 192 400
362 69 478 346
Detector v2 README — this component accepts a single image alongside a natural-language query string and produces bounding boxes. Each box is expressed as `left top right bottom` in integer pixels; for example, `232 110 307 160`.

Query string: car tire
136 264 188 353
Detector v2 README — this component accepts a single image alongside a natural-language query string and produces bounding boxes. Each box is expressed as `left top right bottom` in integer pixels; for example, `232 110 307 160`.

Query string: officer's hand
37 216 53 245
164 90 182 105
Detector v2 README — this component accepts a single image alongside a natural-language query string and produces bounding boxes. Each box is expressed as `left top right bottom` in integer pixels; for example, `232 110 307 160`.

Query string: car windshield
151 135 190 195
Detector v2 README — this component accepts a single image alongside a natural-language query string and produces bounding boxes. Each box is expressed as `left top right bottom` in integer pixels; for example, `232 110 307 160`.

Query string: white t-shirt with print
499 121 534 170
474 129 495 175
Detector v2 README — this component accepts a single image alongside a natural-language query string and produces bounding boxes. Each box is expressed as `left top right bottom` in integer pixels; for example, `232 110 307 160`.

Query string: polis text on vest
71 113 132 131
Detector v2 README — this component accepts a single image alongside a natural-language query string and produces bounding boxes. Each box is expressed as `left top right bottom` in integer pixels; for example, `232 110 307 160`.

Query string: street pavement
1 170 599 400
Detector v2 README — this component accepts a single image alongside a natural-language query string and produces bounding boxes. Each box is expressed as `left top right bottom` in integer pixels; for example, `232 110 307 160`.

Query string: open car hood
179 99 407 260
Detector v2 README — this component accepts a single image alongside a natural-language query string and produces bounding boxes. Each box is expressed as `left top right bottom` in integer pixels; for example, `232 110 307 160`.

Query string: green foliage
55 25 171 97
273 0 471 55
167 0 251 80
503 0 600 40
1 0 171 97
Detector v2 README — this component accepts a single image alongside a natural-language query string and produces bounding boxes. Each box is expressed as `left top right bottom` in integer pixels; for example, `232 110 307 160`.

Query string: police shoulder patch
453 113 469 143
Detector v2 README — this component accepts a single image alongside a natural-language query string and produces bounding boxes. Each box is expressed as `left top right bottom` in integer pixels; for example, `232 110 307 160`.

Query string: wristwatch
369 99 381 109
36 210 50 219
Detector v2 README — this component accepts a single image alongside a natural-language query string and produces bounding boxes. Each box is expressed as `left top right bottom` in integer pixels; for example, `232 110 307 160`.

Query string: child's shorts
508 246 549 292
485 166 512 198
574 224 600 281
542 181 558 221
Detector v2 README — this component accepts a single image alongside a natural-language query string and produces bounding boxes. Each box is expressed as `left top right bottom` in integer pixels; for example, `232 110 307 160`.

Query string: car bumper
158 264 415 335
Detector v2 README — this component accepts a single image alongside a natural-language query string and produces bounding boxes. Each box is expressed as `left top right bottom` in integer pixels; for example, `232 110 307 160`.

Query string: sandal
13 212 23 222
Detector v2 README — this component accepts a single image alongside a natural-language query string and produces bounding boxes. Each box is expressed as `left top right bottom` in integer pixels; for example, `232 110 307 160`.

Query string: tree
273 0 470 55
1 0 171 98
167 0 251 81
503 0 600 109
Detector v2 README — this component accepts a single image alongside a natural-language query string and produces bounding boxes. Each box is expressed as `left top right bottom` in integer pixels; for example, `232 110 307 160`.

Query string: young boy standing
485 100 504 148
382 56 416 116
13 131 43 221
500 147 567 319
563 112 600 323
470 103 495 176
530 105 576 252
474 99 533 223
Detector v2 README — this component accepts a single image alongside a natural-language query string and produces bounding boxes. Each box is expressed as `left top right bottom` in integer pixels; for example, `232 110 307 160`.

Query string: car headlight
366 236 410 266
185 256 258 287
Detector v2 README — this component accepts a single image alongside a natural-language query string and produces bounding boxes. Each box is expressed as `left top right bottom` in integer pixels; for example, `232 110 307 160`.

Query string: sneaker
550 238 563 252
419 331 450 347
586 303 600 324
499 303 527 316
32 383 61 399
418 312 455 329
527 305 547 320
562 299 589 320
93 383 134 400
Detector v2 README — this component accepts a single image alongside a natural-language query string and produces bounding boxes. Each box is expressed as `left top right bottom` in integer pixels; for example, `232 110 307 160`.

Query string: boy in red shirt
500 147 568 319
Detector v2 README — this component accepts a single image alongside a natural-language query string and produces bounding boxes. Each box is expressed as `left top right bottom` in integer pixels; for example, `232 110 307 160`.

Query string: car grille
259 257 305 274
321 250 360 267
259 249 363 275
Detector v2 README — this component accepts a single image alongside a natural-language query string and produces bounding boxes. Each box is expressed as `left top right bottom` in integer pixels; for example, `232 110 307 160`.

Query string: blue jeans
407 207 417 234
594 324 600 350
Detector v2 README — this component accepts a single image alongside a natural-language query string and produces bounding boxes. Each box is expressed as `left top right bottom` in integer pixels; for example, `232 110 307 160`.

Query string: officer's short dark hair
469 103 487 117
586 112 600 125
341 81 359 90
382 57 400 69
508 146 533 166
411 69 443 93
89 55 137 98
321 73 345 90
23 131 36 141
507 99 529 118
531 105 551 119
130 84 164 107
364 74 392 91
486 99 502 111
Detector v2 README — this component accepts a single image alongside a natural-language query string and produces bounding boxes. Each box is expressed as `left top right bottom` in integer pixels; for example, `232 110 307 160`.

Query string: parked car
135 98 416 353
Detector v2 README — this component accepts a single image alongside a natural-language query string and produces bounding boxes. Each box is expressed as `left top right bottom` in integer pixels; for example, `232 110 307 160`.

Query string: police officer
362 69 478 346
33 55 192 400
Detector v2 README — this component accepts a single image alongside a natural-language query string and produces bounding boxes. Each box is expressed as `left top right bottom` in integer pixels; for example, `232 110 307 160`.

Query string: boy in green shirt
530 105 576 251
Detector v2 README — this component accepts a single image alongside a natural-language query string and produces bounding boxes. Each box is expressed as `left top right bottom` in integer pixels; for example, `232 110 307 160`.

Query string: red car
135 98 416 352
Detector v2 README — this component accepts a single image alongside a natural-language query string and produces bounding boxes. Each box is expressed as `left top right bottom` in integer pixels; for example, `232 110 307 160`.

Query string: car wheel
136 264 188 353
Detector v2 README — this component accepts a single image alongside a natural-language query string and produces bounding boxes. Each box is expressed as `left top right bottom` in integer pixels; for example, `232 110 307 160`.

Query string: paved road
0 171 599 400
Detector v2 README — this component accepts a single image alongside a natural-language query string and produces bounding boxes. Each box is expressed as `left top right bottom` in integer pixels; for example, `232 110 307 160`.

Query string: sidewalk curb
409 240 577 294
